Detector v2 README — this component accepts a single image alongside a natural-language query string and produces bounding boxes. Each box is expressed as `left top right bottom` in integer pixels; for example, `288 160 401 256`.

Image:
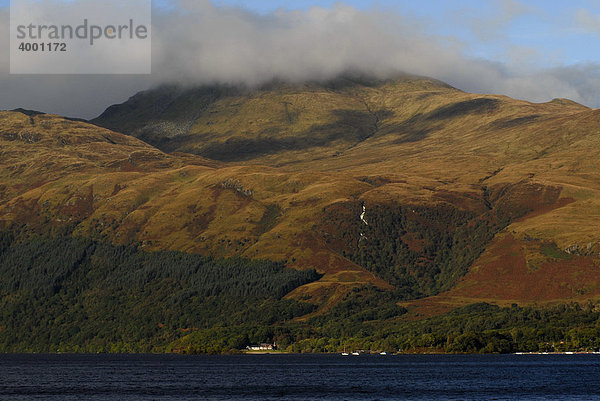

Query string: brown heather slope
0 110 389 309
4 76 600 314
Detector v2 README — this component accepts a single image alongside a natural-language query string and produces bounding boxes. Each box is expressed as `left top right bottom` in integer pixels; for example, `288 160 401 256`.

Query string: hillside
91 76 600 303
2 75 600 352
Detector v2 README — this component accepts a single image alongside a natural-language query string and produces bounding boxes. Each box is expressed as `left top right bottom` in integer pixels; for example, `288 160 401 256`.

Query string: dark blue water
1 353 600 400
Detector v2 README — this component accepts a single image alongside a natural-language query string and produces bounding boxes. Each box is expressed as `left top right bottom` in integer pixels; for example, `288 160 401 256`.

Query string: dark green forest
0 233 319 352
319 202 501 299
165 288 600 354
301 298 600 354
2 232 600 354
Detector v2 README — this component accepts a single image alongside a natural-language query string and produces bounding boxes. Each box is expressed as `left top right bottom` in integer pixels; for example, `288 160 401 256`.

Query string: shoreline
4 350 600 356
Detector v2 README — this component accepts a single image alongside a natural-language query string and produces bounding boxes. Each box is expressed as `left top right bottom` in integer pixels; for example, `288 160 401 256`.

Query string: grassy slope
4 76 600 316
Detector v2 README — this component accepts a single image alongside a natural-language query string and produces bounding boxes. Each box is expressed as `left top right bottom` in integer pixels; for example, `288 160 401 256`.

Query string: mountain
91 76 600 304
2 75 600 353
91 75 456 162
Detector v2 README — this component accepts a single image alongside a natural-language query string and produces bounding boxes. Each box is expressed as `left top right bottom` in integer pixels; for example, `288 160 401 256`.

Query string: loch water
1 353 600 400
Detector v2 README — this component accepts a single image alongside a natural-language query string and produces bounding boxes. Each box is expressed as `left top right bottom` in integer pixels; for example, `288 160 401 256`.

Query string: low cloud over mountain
1 1 600 118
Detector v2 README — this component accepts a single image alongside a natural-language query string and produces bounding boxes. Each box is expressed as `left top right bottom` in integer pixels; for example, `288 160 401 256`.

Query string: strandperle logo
10 0 151 74
15 19 149 46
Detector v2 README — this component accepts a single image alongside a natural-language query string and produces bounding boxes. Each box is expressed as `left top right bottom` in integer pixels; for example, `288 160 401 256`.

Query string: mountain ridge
3 75 600 322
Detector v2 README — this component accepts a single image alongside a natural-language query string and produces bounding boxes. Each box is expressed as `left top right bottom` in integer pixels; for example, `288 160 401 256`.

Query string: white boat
351 352 360 355
380 352 387 355
341 352 349 356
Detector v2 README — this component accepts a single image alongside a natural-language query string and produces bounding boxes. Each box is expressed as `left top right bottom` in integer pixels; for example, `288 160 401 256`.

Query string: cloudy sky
1 0 600 118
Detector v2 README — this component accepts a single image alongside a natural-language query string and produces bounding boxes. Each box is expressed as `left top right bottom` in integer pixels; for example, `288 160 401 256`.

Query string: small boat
351 352 360 355
341 352 349 356
380 352 387 355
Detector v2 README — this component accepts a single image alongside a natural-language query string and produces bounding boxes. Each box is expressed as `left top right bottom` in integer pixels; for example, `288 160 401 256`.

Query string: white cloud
1 1 600 119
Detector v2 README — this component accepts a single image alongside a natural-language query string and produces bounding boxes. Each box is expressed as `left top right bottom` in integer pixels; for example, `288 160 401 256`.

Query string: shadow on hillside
172 108 394 162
